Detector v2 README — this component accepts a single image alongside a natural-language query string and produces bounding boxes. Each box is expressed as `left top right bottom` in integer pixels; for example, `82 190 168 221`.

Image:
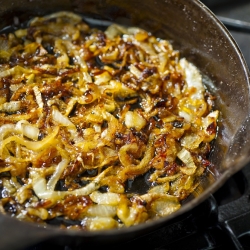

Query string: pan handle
217 165 250 250
218 16 250 33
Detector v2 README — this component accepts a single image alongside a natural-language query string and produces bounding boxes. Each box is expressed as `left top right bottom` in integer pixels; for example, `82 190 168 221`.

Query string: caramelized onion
0 11 219 231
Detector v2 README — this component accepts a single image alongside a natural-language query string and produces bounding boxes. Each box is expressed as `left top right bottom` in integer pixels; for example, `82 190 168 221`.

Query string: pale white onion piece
181 133 203 150
181 110 219 149
127 27 146 35
52 107 75 128
124 110 146 131
151 200 180 217
47 158 69 190
16 120 40 141
148 183 170 194
33 86 44 109
21 124 39 141
85 107 104 124
158 52 168 74
0 126 59 152
15 143 22 158
178 109 192 123
64 97 77 116
86 204 117 217
90 191 120 205
140 193 180 217
150 198 181 217
109 80 137 98
0 65 38 78
129 64 141 79
133 40 157 55
31 175 98 200
54 40 69 67
179 58 204 100
93 124 101 133
104 24 128 39
177 148 197 175
82 216 118 230
73 55 88 72
0 124 15 141
178 58 205 122
101 111 122 145
0 101 21 112
30 168 107 200
9 83 24 92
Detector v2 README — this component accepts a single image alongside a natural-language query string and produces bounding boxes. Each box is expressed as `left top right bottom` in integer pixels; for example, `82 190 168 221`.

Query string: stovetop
25 2 250 250
207 0 250 69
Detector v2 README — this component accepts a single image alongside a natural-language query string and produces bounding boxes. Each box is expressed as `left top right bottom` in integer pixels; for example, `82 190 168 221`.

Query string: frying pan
0 0 250 249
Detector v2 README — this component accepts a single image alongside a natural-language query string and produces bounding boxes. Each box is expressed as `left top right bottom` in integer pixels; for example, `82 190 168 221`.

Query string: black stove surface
27 2 250 250
208 0 250 70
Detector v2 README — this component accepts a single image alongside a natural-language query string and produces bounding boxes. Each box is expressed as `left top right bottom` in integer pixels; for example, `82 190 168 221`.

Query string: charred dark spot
69 56 75 65
207 122 216 135
98 185 109 193
141 67 157 79
16 176 25 185
155 98 167 108
95 55 105 67
115 132 125 139
131 129 148 143
155 120 163 128
55 179 68 191
147 117 156 132
0 78 10 101
78 179 90 187
38 132 45 140
172 120 183 128
0 172 11 178
85 169 98 177
102 120 108 128
125 174 150 194
9 53 25 67
27 26 38 41
163 73 171 81
43 43 54 54
4 201 17 215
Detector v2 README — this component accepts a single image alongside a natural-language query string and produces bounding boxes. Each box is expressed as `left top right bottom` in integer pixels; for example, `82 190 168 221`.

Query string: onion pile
0 12 219 230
